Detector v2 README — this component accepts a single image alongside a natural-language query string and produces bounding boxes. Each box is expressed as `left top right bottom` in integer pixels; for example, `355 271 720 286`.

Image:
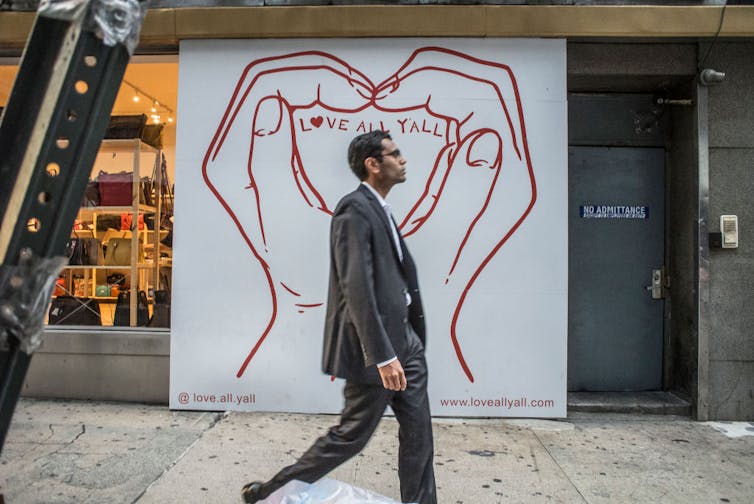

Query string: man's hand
378 360 407 391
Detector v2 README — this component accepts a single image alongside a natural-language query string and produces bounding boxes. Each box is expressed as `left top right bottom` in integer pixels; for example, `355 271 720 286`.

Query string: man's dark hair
347 130 392 181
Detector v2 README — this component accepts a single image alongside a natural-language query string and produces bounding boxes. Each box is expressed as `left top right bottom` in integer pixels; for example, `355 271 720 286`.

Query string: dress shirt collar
361 181 404 263
361 181 388 209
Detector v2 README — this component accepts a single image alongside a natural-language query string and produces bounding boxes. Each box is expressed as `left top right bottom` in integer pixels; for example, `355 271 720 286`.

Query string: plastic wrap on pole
90 0 147 55
0 255 68 355
38 0 89 21
39 0 147 55
261 479 414 504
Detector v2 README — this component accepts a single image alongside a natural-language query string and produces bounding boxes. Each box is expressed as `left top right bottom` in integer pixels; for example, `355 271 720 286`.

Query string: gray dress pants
257 329 436 504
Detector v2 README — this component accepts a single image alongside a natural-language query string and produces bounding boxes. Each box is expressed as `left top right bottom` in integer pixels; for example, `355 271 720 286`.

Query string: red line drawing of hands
375 47 537 383
202 52 375 378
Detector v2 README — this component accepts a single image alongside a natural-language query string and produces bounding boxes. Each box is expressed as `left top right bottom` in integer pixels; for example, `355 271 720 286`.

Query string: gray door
568 146 664 391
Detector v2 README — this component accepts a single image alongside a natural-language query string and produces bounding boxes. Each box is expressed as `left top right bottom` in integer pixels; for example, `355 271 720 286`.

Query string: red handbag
98 171 133 206
120 213 145 230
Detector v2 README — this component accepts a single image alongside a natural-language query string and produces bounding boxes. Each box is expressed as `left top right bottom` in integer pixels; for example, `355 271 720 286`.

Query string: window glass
1 58 178 329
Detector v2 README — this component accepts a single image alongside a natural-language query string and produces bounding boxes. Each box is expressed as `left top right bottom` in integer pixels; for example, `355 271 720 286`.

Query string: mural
173 39 567 417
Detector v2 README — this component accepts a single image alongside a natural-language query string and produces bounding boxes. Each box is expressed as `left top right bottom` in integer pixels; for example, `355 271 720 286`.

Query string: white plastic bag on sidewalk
260 478 415 504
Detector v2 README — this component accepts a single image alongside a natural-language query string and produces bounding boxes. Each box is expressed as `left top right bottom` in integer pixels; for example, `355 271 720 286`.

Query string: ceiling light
122 80 174 124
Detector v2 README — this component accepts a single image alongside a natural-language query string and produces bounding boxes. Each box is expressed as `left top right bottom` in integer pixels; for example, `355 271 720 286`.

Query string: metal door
568 146 665 391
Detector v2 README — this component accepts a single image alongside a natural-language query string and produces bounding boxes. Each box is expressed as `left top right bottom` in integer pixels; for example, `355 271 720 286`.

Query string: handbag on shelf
81 238 104 265
48 296 102 326
101 228 129 245
54 276 67 296
81 180 100 207
160 229 173 248
113 290 149 327
148 289 171 328
106 273 127 293
120 213 145 231
140 177 154 207
141 123 164 150
66 236 84 265
104 237 142 266
68 234 104 266
146 153 174 232
96 214 122 232
95 285 111 297
104 115 164 150
105 114 147 140
97 171 133 206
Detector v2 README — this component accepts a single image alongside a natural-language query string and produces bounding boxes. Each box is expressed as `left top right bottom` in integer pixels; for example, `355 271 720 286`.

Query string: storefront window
1 57 178 329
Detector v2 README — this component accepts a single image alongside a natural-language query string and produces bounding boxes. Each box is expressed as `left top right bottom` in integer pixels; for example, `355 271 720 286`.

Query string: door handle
644 269 663 299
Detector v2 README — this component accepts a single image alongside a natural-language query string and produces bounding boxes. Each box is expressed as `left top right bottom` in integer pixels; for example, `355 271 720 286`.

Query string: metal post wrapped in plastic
0 252 68 355
39 0 147 55
0 0 149 455
262 479 415 504
1 0 148 353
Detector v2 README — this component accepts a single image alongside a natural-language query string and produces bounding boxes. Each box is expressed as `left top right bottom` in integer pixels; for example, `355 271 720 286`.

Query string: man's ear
364 156 380 176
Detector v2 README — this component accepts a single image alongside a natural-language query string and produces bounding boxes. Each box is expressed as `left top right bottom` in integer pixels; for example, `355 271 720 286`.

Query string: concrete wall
705 41 754 420
23 329 169 404
666 81 699 408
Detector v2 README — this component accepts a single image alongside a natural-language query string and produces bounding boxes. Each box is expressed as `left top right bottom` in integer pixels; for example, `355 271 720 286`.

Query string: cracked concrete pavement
1 399 753 503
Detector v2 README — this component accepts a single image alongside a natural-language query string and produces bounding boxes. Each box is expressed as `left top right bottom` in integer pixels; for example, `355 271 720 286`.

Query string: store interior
1 56 178 176
1 56 179 328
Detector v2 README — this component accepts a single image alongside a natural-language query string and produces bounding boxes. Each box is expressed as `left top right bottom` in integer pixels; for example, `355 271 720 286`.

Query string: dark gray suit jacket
322 184 426 384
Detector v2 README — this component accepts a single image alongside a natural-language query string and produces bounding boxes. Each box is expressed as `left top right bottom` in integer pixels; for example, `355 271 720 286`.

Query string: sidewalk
1 398 753 503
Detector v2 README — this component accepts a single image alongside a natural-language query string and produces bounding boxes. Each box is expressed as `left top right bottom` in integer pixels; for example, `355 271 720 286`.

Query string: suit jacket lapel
358 185 405 268
395 225 414 277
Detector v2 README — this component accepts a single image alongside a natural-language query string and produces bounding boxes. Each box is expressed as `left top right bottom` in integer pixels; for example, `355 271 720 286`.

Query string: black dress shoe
241 481 264 503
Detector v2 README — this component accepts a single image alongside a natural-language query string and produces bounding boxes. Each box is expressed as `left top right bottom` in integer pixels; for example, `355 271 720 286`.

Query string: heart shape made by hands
203 47 537 385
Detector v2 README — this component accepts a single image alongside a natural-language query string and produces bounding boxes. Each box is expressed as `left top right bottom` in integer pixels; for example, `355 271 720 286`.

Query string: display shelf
52 296 119 301
58 137 166 327
61 261 172 269
78 205 157 218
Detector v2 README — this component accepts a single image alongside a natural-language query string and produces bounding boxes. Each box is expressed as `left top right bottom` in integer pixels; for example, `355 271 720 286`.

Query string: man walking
242 130 436 504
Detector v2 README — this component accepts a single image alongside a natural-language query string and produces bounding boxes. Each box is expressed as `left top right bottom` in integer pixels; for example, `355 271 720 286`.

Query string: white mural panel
172 38 567 417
